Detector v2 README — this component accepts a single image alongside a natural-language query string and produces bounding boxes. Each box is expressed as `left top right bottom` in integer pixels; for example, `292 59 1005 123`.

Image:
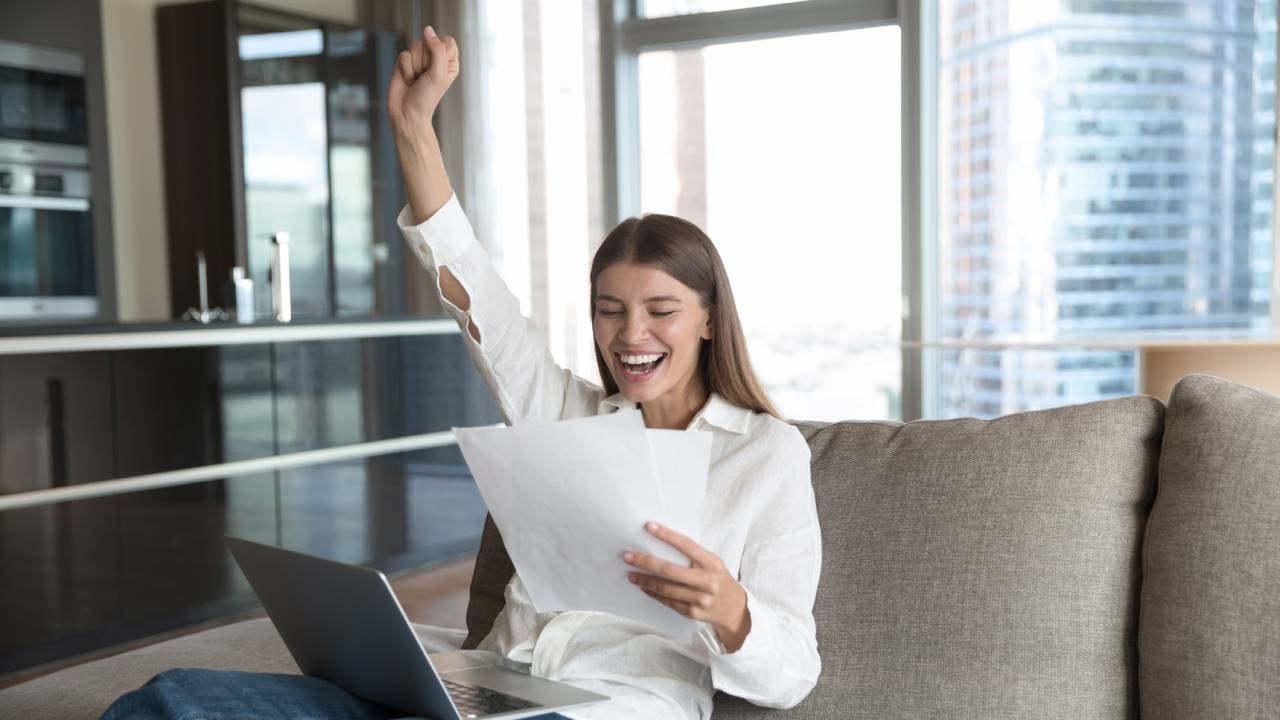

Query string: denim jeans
100 668 571 720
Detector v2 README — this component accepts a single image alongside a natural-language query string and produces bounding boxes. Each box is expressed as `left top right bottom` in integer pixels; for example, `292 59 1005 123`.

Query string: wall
0 0 117 320
101 0 361 321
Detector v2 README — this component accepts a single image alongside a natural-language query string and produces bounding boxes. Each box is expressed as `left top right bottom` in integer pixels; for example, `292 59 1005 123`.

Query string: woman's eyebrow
595 293 683 303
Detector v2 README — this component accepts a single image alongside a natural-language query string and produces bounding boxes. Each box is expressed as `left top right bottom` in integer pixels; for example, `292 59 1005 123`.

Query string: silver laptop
225 536 608 719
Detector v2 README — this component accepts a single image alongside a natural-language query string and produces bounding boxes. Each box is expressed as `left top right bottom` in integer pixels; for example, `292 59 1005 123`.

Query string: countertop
0 315 459 355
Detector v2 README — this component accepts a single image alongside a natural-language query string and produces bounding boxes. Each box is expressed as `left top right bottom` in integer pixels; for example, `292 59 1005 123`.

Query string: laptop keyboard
443 678 543 718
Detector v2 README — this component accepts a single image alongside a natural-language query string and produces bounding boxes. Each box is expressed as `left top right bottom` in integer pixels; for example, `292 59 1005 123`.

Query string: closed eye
650 311 675 318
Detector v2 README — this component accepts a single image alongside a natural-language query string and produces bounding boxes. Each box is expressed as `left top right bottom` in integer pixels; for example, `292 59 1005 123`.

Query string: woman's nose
621 315 650 343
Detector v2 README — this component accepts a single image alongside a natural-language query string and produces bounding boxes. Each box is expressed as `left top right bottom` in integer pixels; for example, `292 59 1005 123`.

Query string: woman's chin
617 385 653 403
614 380 663 404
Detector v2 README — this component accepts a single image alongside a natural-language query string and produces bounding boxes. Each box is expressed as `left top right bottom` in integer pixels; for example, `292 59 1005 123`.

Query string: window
613 1 903 421
932 0 1276 418
468 0 603 380
467 0 1278 424
640 0 798 18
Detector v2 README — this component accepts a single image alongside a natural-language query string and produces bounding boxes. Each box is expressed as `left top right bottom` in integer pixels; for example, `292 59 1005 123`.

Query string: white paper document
452 410 712 641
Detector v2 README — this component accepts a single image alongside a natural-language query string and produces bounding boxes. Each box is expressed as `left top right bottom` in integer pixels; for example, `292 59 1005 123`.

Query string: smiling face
592 262 713 406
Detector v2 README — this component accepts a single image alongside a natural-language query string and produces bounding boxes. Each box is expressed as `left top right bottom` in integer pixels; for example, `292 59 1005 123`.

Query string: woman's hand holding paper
624 522 751 653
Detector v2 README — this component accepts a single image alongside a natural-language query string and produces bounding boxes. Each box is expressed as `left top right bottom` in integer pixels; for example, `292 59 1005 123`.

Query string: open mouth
615 352 666 382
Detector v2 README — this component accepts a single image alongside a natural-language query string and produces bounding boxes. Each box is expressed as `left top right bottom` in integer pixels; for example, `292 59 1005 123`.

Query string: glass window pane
470 0 602 379
640 0 795 17
238 10 331 319
935 0 1276 418
639 26 902 421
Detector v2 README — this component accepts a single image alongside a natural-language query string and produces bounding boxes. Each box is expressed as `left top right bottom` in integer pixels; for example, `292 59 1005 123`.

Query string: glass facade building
939 0 1277 418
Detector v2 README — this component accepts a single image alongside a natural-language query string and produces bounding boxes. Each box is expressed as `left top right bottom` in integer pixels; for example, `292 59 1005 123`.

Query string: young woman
390 27 822 719
101 25 820 720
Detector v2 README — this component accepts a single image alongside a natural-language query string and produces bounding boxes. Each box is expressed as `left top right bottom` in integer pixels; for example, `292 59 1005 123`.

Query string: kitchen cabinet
0 328 502 676
0 352 118 673
157 1 406 321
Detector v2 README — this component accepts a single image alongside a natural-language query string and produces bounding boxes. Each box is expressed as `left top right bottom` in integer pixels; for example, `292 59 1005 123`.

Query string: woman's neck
638 382 710 430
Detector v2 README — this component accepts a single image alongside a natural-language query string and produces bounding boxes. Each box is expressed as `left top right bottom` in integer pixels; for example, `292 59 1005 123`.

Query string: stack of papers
452 410 712 640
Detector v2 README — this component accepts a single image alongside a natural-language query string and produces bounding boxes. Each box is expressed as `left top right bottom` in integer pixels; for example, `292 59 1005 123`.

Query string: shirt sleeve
397 195 602 423
701 429 822 709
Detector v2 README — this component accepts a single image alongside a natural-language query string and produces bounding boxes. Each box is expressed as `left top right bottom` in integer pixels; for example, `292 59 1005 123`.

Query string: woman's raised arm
387 28 603 423
386 26 474 335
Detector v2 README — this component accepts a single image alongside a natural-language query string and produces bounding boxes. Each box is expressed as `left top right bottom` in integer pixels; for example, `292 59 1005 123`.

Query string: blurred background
0 0 1276 685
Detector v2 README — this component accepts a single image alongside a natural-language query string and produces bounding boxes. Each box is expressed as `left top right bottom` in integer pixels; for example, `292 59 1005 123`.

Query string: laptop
225 536 609 719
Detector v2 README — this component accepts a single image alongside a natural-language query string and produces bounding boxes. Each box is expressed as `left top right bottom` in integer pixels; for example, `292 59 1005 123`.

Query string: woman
393 26 822 718
102 25 820 720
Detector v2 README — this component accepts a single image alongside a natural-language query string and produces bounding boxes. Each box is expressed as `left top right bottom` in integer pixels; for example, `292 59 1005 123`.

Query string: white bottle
270 232 291 323
231 266 254 324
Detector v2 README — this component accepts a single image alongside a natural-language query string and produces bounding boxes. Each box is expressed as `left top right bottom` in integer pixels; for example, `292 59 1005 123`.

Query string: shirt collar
598 391 753 434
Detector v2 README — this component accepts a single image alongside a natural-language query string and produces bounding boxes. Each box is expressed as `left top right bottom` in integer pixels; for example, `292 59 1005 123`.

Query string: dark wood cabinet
0 353 114 493
156 1 407 321
0 333 501 677
0 352 118 672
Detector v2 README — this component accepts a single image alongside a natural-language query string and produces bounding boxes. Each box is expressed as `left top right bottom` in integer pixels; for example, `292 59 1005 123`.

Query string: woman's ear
701 315 713 340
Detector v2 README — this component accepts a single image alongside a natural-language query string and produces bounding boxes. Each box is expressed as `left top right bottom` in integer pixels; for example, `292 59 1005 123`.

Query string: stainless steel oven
0 39 96 319
0 164 96 318
0 39 88 166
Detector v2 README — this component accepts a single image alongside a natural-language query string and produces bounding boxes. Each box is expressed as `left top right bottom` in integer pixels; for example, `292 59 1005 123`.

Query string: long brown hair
589 213 780 419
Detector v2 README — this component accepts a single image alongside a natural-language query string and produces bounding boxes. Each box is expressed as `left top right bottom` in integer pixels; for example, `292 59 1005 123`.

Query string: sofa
2 373 1277 719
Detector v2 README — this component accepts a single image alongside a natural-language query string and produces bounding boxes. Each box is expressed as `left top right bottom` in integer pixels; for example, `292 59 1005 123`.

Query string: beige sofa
2 374 1277 719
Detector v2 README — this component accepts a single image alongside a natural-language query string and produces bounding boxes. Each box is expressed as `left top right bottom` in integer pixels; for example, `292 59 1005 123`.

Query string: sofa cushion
466 396 1164 719
1138 374 1280 718
464 515 515 649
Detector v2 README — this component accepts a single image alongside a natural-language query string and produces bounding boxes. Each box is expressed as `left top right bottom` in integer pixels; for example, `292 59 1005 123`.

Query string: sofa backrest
464 396 1165 719
1138 374 1280 718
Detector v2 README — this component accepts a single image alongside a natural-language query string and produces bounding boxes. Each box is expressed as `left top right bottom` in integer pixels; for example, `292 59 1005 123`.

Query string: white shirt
398 195 822 719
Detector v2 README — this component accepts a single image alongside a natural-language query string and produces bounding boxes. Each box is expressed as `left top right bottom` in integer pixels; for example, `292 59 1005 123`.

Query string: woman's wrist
714 588 752 653
395 129 453 224
394 125 440 167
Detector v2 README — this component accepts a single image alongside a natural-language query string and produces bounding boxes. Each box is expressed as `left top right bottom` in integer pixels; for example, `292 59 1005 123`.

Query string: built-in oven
0 39 88 166
0 39 96 319
0 164 96 319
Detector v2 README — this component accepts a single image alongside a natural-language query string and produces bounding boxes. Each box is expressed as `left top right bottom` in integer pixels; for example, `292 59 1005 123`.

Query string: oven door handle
0 195 90 211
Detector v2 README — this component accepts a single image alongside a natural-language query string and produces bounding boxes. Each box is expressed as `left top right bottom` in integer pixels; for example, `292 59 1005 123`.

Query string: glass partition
237 7 331 319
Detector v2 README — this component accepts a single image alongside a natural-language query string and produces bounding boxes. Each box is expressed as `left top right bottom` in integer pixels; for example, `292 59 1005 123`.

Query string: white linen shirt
398 195 822 719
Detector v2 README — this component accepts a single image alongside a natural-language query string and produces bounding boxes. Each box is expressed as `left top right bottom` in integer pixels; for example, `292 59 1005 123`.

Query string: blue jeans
100 668 571 720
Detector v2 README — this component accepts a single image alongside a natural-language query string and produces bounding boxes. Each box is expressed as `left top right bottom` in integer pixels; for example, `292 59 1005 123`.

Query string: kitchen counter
0 316 458 355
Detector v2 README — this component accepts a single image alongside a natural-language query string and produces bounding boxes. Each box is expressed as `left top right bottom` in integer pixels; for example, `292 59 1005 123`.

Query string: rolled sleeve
397 195 475 269
396 194 602 423
704 531 822 708
702 428 822 709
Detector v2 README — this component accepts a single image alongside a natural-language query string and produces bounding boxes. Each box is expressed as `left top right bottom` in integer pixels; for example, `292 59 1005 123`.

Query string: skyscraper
939 0 1277 418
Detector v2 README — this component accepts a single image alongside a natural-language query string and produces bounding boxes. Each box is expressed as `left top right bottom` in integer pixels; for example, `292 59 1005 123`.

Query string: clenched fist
386 25 459 141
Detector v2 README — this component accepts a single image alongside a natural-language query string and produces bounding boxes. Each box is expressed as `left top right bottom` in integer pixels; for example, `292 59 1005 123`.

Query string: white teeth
620 353 663 364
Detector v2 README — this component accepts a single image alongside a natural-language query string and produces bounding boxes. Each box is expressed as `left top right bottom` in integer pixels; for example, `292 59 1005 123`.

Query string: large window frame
599 0 917 415
599 0 1279 421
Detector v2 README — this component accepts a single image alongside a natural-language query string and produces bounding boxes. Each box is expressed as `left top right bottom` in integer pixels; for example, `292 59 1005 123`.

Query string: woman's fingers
623 551 709 590
397 51 414 85
642 587 693 616
443 34 459 70
645 522 721 570
408 35 424 77
424 26 449 81
630 572 712 610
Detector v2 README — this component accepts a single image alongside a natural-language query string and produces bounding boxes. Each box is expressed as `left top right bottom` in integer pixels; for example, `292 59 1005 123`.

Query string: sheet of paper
646 428 711 541
452 410 710 642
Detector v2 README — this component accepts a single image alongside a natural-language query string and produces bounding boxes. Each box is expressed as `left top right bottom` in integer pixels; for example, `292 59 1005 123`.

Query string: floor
0 554 477 691
390 553 476 628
